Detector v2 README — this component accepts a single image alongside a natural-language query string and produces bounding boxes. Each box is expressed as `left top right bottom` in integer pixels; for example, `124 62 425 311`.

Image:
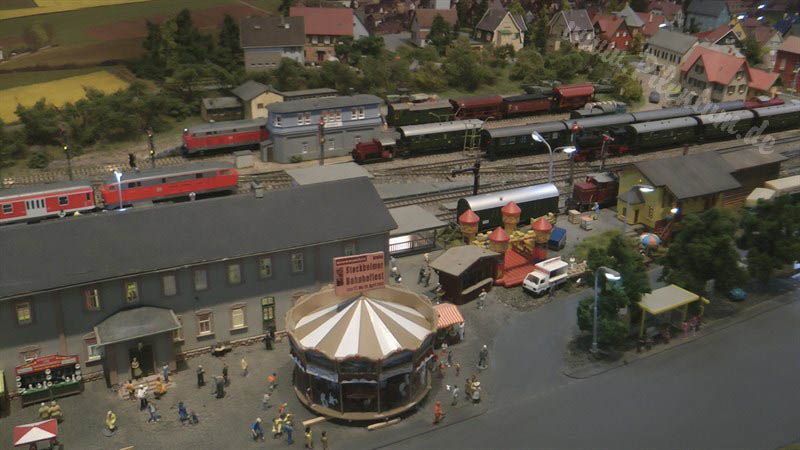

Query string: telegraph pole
318 119 325 166
147 128 155 169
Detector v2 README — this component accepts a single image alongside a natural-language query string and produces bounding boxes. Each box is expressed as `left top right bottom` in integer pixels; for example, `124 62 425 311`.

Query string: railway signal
147 128 155 169
63 145 73 181
599 134 614 172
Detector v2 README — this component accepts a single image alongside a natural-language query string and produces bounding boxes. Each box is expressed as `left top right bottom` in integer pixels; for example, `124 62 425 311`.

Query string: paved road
348 281 800 450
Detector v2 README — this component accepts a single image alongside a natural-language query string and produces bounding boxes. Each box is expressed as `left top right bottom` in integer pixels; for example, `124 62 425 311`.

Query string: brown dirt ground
86 4 264 41
0 38 146 70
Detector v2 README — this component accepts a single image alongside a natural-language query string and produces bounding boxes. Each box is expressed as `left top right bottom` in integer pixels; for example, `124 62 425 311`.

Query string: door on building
261 296 276 332
129 345 155 378
317 51 325 62
633 208 640 224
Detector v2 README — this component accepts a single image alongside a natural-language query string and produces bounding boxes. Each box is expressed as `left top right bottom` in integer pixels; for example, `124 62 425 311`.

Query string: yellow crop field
0 0 150 20
0 71 129 122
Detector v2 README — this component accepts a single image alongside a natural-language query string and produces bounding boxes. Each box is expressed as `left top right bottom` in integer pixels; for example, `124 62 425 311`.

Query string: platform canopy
389 205 447 237
94 306 181 346
293 295 435 361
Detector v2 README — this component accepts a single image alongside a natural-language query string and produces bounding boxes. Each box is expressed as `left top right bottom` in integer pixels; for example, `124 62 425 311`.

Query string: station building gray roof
647 29 699 54
0 177 397 299
231 80 268 101
388 205 447 237
202 96 242 110
279 88 338 100
430 246 499 277
686 0 728 17
633 152 740 200
719 147 787 171
286 162 371 186
94 306 181 346
267 94 382 114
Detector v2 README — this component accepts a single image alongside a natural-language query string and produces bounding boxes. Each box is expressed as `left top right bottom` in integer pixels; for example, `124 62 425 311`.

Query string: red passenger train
0 162 238 225
182 119 268 155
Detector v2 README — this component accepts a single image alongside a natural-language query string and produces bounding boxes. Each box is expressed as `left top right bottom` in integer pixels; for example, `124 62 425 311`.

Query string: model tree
662 208 748 294
738 197 800 285
428 15 454 55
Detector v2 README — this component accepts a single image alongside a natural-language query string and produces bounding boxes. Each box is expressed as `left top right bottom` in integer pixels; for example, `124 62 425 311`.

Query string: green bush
289 155 304 163
27 152 50 169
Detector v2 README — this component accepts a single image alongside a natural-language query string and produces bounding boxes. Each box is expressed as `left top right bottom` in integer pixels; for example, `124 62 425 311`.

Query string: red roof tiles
694 24 734 43
680 46 746 85
779 35 800 55
747 67 779 91
290 7 353 36
637 12 666 37
593 13 626 38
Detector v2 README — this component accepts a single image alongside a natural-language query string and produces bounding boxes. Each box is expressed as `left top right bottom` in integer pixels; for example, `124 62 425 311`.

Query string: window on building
259 257 273 279
622 31 627 37
736 71 743 80
727 85 735 94
305 112 311 124
779 58 786 71
312 35 318 44
328 138 335 151
297 113 303 124
324 36 330 44
16 301 32 325
85 333 101 362
196 312 213 336
625 41 629 46
228 263 242 285
648 206 654 218
125 280 139 303
194 268 208 291
291 252 304 273
695 65 703 74
173 315 184 342
275 115 282 127
257 103 264 109
358 107 365 119
84 287 101 311
163 274 177 296
231 306 246 330
336 109 342 121
302 142 309 153
344 242 357 256
262 296 275 326
354 135 361 144
739 84 746 94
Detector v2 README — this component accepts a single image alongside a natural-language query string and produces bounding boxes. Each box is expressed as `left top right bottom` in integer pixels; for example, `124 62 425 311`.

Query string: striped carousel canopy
291 294 435 361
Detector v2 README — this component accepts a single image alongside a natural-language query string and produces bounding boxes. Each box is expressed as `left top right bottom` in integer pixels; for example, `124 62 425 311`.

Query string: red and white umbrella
13 419 58 447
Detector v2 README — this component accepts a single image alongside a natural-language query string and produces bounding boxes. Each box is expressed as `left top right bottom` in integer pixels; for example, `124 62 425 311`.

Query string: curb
561 288 799 379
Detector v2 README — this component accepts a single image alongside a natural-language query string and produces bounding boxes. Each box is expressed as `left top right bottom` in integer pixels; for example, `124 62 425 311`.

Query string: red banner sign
333 251 386 296
16 355 78 376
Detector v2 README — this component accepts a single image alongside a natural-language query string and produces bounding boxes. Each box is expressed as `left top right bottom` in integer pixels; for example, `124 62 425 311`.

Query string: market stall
15 355 82 407
433 303 465 347
13 419 59 449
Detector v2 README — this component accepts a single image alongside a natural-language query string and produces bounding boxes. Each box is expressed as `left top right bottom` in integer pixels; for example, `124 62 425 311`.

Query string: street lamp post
63 145 73 181
560 146 577 209
592 266 622 353
318 119 325 166
113 170 123 210
622 184 655 233
530 131 554 183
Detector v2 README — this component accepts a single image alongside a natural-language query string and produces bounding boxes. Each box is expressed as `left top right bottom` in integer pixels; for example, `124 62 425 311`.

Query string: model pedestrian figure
147 402 159 423
222 362 229 386
451 385 459 405
320 431 329 450
197 365 205 388
433 400 443 425
263 392 271 410
477 289 487 310
215 376 225 399
391 266 402 283
268 372 278 391
273 416 283 438
278 402 288 416
282 421 294 445
38 402 50 420
161 364 170 383
265 328 274 350
305 426 313 449
418 266 426 284
178 402 188 424
478 345 489 369
438 362 446 378
592 202 600 220
241 357 248 377
455 363 461 377
252 418 265 441
137 385 148 410
189 410 199 425
447 350 453 367
424 267 432 287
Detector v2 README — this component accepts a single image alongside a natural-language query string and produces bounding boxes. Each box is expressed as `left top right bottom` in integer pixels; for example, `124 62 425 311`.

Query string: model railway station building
0 177 396 391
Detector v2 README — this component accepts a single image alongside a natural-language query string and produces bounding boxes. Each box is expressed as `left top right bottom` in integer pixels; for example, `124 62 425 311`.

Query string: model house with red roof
694 24 742 51
647 0 684 29
740 18 782 70
290 7 358 65
592 14 630 50
410 8 458 48
680 46 778 103
773 36 800 93
637 12 667 39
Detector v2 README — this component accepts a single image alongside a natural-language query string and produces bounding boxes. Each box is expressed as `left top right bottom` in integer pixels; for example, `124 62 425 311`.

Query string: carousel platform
493 249 538 288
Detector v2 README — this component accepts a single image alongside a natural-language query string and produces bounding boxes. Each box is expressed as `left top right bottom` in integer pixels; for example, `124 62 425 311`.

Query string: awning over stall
434 303 464 329
94 306 181 346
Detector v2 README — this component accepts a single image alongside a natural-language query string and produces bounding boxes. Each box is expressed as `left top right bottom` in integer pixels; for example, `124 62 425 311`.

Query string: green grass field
0 66 121 89
0 0 236 46
0 0 37 9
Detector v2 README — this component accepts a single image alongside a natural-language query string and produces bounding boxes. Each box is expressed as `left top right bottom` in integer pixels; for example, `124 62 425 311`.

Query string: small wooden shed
430 246 499 305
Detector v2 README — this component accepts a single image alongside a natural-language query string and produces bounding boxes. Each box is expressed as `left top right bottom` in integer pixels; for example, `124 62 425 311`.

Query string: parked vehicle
522 257 569 296
548 227 567 251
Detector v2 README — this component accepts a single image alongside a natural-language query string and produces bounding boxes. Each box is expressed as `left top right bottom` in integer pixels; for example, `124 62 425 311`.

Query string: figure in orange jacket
433 400 443 425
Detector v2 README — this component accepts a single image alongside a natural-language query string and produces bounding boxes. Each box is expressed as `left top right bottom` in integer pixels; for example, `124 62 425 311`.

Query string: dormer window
695 65 703 74
275 115 282 127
